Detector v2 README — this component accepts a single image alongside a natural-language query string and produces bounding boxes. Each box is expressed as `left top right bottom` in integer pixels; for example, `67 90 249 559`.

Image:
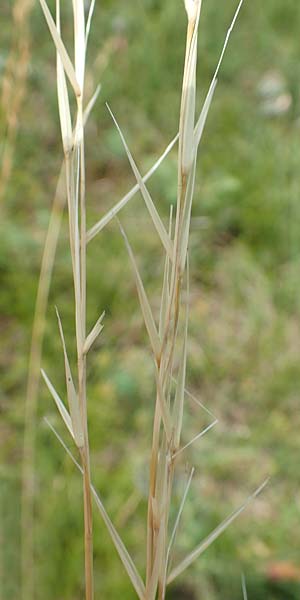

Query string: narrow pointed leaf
86 133 178 243
107 104 173 259
45 419 146 600
55 308 84 448
119 224 161 360
166 468 194 572
85 0 96 48
41 369 74 439
183 383 217 419
83 310 105 354
172 419 218 459
83 84 101 126
168 478 270 584
39 0 80 96
194 78 217 152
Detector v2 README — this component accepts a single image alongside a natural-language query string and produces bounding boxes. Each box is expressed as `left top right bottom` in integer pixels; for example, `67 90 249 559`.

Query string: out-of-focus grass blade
119 223 161 361
83 310 105 354
41 369 74 439
85 0 96 48
107 104 173 260
55 308 84 448
241 573 248 600
83 84 101 126
39 0 80 96
168 479 270 584
86 134 178 243
56 0 73 155
45 418 146 600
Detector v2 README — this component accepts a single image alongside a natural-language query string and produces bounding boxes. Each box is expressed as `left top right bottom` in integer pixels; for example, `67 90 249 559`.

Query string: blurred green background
1 0 300 598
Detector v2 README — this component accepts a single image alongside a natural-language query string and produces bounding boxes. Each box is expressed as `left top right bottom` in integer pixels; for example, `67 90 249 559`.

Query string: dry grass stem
35 1 268 598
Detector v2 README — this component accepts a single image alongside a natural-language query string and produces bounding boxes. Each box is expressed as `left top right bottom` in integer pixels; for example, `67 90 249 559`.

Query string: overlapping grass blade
107 104 173 259
83 310 105 354
41 369 74 439
168 479 270 584
86 134 178 243
39 0 80 96
45 419 146 600
55 307 84 448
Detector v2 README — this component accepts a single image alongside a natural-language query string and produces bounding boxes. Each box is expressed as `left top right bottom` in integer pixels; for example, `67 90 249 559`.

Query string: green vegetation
1 1 300 598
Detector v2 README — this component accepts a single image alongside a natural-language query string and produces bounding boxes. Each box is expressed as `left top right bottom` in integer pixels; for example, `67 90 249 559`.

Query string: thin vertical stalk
21 164 65 600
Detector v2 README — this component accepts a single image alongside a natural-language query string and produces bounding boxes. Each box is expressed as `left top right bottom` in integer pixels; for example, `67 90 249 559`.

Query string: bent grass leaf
168 478 270 584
